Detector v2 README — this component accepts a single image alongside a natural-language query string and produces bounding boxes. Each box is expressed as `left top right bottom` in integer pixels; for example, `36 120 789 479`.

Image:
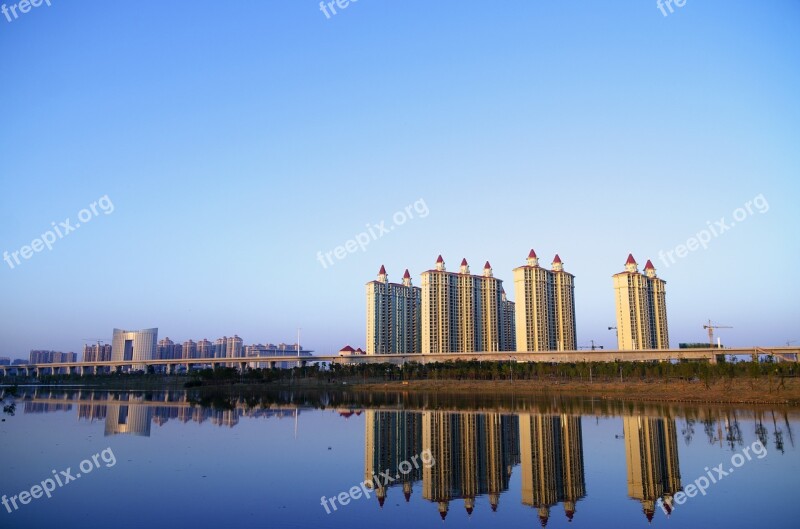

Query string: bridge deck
1 346 798 374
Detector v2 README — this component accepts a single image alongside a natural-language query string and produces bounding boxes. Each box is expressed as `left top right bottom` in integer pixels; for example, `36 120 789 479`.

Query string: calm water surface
1 387 797 528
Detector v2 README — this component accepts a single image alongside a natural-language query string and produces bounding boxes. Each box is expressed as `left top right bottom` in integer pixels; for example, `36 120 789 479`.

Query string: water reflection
520 413 585 525
420 412 519 519
10 389 302 437
623 416 681 521
3 386 798 528
363 409 587 522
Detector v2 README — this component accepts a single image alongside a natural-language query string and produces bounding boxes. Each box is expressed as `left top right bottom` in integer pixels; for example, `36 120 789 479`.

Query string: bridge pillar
269 361 276 369
239 362 247 374
300 360 307 368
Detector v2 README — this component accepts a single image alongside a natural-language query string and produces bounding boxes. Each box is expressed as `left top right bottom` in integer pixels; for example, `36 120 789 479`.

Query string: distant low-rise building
338 345 366 356
29 350 77 364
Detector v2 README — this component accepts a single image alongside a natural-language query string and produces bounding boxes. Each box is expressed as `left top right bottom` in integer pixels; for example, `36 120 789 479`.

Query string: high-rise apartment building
366 266 421 354
513 250 576 351
612 255 669 350
500 288 516 351
420 256 515 354
225 335 243 359
197 339 214 359
157 337 178 360
551 255 577 351
645 261 669 349
82 343 112 362
29 350 77 364
182 339 197 359
214 337 228 359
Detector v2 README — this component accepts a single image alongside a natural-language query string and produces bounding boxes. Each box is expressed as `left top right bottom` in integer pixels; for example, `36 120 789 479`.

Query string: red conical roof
461 258 468 266
403 269 411 279
378 265 386 275
626 253 637 265
528 249 537 259
484 261 491 269
436 254 444 263
553 254 562 264
644 259 655 270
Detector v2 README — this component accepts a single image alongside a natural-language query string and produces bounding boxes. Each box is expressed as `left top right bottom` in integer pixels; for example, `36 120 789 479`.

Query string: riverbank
352 377 800 405
4 375 799 406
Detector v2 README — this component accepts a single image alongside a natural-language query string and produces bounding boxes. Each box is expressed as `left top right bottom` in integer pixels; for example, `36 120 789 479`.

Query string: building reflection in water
519 413 586 526
18 390 300 437
364 410 423 506
364 410 593 522
105 402 153 437
623 415 682 521
422 412 520 519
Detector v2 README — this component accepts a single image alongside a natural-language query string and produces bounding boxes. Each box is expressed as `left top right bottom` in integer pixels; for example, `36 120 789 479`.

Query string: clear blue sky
1 1 798 358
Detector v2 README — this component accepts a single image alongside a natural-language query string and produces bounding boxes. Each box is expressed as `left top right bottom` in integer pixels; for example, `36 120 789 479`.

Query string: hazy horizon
2 1 798 358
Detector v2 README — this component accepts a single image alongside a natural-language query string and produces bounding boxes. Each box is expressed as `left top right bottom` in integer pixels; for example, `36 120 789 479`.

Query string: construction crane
702 321 732 348
578 340 604 351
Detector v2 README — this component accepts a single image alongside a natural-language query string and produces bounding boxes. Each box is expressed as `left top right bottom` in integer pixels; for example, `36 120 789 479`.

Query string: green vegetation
3 358 796 390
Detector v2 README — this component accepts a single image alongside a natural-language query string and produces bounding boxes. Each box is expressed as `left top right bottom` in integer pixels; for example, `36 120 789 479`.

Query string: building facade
29 350 77 363
500 288 516 351
111 328 158 369
366 266 421 354
197 339 214 358
182 339 197 359
513 250 577 351
420 256 515 354
82 343 112 362
612 255 669 350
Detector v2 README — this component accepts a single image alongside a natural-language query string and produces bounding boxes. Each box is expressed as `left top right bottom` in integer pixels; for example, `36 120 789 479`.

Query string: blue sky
1 1 798 358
